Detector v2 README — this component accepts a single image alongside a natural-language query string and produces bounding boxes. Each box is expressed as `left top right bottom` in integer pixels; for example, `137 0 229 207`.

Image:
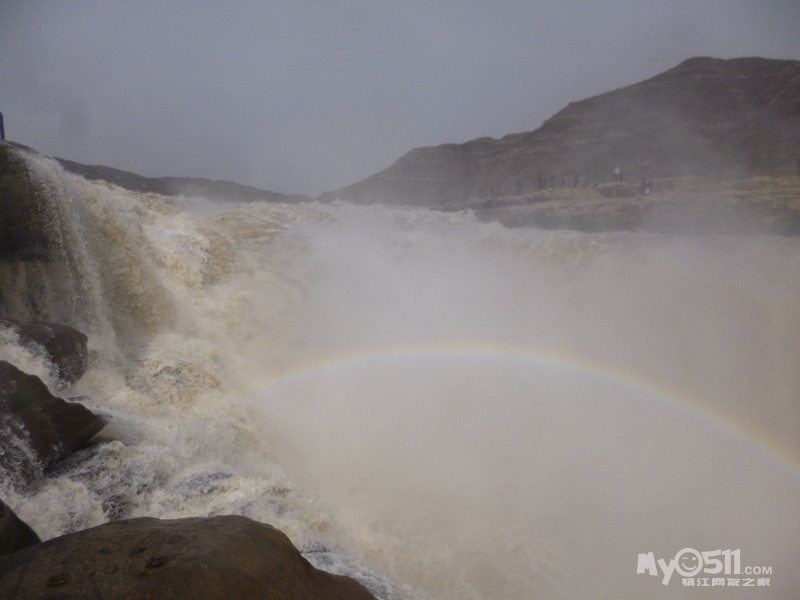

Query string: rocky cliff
321 57 800 210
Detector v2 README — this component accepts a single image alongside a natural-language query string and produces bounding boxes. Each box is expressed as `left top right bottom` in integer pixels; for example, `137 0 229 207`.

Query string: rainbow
242 340 800 480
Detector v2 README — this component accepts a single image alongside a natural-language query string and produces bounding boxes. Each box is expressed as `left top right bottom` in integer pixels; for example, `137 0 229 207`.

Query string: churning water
1 154 799 599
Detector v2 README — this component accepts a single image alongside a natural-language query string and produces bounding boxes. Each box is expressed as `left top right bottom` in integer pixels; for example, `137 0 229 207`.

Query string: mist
236 205 800 598
2 155 798 598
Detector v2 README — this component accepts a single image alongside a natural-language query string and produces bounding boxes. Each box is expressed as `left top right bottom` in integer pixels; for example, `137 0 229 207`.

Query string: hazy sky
1 1 798 196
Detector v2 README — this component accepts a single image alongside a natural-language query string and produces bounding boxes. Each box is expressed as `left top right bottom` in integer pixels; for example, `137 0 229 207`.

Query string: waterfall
1 153 798 599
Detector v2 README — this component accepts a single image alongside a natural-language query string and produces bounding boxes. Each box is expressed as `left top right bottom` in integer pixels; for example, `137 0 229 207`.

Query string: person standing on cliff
0 112 5 140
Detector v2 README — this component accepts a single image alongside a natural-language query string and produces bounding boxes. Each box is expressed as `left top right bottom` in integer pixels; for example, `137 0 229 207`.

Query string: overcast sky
1 1 798 196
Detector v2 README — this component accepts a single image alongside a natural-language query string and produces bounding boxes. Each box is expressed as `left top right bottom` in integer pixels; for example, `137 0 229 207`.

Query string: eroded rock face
0 360 104 474
0 515 377 600
0 320 88 385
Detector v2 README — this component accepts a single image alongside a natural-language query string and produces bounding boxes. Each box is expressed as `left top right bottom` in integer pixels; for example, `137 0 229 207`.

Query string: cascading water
1 153 798 599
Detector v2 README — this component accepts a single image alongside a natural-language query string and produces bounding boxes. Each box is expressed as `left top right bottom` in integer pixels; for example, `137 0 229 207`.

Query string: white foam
1 157 798 599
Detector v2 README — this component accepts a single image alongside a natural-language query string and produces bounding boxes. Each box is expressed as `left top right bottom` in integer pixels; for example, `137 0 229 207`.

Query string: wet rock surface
0 515 378 600
0 360 104 473
0 500 40 558
0 143 53 260
0 319 88 385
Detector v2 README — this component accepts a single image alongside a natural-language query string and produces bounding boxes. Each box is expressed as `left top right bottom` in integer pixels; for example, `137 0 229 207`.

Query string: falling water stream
1 153 798 599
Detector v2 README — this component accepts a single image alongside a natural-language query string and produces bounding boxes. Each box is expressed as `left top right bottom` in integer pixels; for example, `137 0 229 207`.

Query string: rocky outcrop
0 500 40 557
0 515 377 600
0 143 53 261
0 320 88 385
321 57 800 210
0 360 104 474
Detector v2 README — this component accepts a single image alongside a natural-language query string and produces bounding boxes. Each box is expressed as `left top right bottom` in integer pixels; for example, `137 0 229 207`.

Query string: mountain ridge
54 156 312 203
6 56 800 235
319 56 800 208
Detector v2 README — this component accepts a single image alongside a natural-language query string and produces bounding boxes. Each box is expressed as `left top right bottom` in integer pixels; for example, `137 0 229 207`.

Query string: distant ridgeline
54 157 311 203
2 56 799 236
320 57 800 208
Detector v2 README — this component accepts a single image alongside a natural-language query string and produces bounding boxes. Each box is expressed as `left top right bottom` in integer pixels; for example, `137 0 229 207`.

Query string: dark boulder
0 142 53 261
0 361 104 474
0 499 40 557
0 319 88 385
0 515 378 600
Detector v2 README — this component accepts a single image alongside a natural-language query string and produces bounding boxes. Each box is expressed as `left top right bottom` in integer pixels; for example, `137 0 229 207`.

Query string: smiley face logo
675 548 703 577
680 553 699 572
